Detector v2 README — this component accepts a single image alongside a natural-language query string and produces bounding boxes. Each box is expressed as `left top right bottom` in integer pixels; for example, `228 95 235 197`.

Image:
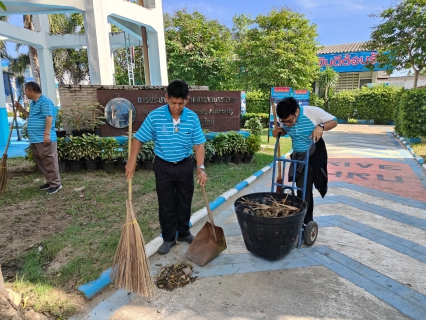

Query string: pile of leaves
240 194 300 217
156 262 197 291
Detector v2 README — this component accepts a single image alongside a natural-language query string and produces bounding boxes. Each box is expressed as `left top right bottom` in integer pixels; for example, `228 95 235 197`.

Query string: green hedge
245 90 269 114
241 113 269 128
328 90 357 120
397 88 426 138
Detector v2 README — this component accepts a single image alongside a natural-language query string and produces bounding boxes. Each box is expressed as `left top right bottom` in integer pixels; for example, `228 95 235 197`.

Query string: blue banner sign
318 51 385 72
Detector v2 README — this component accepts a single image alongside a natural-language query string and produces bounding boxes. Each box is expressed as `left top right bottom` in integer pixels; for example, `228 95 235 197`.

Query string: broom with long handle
111 110 156 296
271 101 283 193
0 103 18 194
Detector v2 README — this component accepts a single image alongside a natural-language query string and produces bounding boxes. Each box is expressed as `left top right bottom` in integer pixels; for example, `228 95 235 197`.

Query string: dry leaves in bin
241 194 301 217
156 262 197 291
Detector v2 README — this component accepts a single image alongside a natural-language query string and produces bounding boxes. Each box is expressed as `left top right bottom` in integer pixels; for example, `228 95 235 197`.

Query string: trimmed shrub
328 90 357 120
309 92 325 109
398 88 426 138
241 112 269 128
246 90 269 114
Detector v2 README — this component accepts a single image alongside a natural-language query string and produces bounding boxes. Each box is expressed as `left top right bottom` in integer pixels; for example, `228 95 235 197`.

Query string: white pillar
0 65 9 147
37 48 58 105
147 30 168 85
84 0 114 85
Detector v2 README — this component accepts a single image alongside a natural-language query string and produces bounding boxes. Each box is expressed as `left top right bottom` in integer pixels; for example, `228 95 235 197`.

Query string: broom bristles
111 200 156 297
0 154 8 194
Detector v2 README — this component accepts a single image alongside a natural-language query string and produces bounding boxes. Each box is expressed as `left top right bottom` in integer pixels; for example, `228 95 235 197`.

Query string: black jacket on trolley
288 137 328 198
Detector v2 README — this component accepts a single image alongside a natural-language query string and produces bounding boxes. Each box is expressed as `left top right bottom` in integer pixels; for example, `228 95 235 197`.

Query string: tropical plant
101 137 120 163
62 103 91 132
244 117 263 137
204 140 216 162
7 53 30 103
67 136 85 162
81 134 102 161
245 134 261 155
56 137 68 162
55 107 64 130
318 67 339 107
226 131 247 156
24 146 35 163
212 133 229 157
85 103 106 131
365 0 426 88
138 140 155 162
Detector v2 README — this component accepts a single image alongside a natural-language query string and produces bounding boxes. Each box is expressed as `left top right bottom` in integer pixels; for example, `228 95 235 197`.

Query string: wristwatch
197 165 205 170
318 124 325 130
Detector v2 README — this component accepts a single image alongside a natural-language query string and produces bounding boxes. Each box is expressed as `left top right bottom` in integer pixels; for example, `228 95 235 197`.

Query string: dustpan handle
128 110 132 202
201 185 217 242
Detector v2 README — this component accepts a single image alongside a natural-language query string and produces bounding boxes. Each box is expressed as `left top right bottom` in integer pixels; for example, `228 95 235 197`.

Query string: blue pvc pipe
78 268 112 299
0 108 9 148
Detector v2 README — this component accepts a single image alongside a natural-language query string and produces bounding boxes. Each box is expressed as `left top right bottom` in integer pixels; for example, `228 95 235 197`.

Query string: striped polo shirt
280 106 336 152
134 105 206 162
27 95 57 143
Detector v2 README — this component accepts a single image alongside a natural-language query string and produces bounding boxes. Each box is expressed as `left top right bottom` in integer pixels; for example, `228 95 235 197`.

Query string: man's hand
125 161 137 182
272 127 284 138
196 168 207 186
43 132 51 145
310 126 323 143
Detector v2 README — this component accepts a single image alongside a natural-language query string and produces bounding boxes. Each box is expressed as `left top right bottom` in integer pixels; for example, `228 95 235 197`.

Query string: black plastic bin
234 192 306 261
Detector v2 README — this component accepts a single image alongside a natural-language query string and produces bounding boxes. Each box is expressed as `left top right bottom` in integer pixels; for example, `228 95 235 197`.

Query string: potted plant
226 131 247 164
212 133 228 164
56 137 69 172
67 136 86 172
139 141 155 170
244 134 261 163
85 103 106 135
55 107 67 138
62 103 91 136
101 137 120 172
81 133 102 171
204 140 215 167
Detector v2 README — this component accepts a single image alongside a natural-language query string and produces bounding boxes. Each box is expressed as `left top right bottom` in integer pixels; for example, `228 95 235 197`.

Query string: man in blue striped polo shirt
14 82 62 194
126 80 207 254
273 97 337 226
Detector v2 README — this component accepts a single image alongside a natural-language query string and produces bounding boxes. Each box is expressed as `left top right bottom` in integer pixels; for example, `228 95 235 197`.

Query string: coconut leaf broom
111 110 156 297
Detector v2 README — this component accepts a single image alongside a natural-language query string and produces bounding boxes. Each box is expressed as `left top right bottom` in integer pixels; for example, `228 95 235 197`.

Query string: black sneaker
39 183 50 190
177 234 194 244
47 185 62 194
157 241 176 255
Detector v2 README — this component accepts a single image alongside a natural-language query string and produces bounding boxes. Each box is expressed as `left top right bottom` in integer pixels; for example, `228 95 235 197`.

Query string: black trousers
153 156 194 242
296 163 314 224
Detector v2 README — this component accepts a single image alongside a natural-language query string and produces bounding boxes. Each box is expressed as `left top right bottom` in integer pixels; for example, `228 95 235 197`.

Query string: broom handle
128 110 132 202
201 185 218 243
271 101 282 177
3 102 17 156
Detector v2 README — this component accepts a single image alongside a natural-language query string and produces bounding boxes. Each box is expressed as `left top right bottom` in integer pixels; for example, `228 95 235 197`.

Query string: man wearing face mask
125 79 207 255
272 97 337 225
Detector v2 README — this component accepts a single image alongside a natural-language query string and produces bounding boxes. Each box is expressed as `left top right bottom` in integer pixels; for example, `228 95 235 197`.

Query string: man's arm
44 116 53 144
194 144 207 186
14 102 29 118
125 138 143 181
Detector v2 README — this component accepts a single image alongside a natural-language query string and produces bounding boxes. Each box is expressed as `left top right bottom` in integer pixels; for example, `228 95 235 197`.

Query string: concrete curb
394 132 425 168
78 154 291 299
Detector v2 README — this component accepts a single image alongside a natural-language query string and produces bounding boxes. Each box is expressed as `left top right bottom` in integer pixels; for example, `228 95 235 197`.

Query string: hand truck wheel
303 221 318 246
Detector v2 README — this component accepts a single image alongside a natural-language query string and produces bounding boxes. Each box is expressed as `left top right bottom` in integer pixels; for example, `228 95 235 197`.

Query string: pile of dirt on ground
156 262 197 291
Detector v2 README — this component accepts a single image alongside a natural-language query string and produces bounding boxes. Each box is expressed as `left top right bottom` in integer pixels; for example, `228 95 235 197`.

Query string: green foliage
204 140 216 161
212 132 229 157
328 90 357 120
81 134 102 161
318 66 339 105
113 47 146 85
241 113 269 127
56 137 68 162
309 92 325 109
24 146 35 163
244 117 263 136
55 107 63 130
67 136 86 162
226 131 247 156
232 8 320 91
164 10 234 90
245 90 269 113
245 134 261 155
353 85 401 124
365 0 426 88
101 137 120 162
398 88 426 138
138 140 155 162
0 1 6 11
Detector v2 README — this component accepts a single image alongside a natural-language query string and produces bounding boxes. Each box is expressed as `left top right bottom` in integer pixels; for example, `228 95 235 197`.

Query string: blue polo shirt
280 106 336 152
134 105 206 162
27 95 57 143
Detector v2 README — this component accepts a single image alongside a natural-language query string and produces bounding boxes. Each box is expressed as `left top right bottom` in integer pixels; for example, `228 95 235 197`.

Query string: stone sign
97 89 241 136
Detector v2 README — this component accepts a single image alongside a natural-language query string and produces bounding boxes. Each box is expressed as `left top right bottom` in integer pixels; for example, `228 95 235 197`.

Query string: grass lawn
0 131 291 318
412 139 426 162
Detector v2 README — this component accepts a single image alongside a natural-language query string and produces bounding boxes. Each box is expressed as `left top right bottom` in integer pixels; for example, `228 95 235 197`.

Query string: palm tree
8 53 30 103
318 67 340 108
23 15 40 84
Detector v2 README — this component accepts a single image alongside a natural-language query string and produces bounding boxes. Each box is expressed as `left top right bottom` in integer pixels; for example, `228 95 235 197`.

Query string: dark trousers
296 163 314 224
31 142 61 188
153 156 194 242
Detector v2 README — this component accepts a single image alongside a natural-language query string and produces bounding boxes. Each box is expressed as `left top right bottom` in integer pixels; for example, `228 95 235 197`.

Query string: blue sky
162 0 396 46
